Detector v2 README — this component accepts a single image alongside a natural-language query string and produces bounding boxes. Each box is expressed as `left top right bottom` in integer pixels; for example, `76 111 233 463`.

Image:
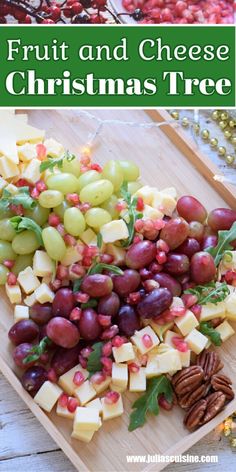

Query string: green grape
39 190 64 208
85 208 112 229
25 204 50 226
12 254 34 275
0 264 9 284
46 173 78 195
0 219 16 241
118 160 140 181
53 200 70 219
80 179 113 206
128 181 142 195
42 227 66 261
12 231 40 255
77 170 101 192
101 195 119 219
64 207 86 237
61 156 81 177
102 160 123 192
0 240 17 263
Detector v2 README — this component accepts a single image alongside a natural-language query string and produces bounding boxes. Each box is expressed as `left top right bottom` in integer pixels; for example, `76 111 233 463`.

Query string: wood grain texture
1 109 236 472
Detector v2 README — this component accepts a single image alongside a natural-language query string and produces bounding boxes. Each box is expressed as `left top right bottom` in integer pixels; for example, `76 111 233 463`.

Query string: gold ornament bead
231 136 236 146
220 112 229 121
218 146 226 156
230 438 236 448
229 120 236 128
219 120 228 130
212 110 219 120
182 117 189 127
224 427 231 437
193 123 200 135
225 155 235 165
210 138 218 148
170 111 179 120
201 129 210 140
224 130 232 140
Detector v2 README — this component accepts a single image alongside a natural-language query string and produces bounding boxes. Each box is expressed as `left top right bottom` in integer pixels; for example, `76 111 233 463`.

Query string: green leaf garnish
23 337 52 365
81 299 98 309
129 376 173 432
97 232 103 250
185 282 229 305
0 187 36 213
87 342 103 377
199 322 222 346
73 278 83 293
87 262 123 276
120 182 143 247
10 216 43 245
40 150 76 173
205 222 236 266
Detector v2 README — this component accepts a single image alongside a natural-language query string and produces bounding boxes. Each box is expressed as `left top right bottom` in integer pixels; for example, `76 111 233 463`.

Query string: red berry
142 334 153 348
67 397 79 412
69 307 82 321
104 391 120 405
7 273 17 286
59 393 69 408
73 371 85 386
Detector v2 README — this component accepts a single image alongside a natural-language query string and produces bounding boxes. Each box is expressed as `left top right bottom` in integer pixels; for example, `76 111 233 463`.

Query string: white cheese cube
145 359 162 378
34 381 62 412
135 185 155 205
14 305 29 323
129 367 146 392
18 143 37 162
131 326 160 355
100 220 129 244
101 395 124 421
80 228 97 246
152 190 176 216
215 320 235 342
18 266 40 294
0 156 19 179
86 398 102 415
34 283 55 304
0 177 7 193
106 244 126 266
71 429 95 443
74 380 96 406
33 250 54 277
56 399 75 419
225 292 236 321
15 121 45 144
200 302 226 322
148 320 174 340
109 382 127 393
174 309 199 336
44 138 64 158
179 350 191 368
112 342 135 363
60 246 82 266
164 330 179 347
143 205 163 221
92 376 111 395
21 158 41 184
73 406 100 431
58 364 89 395
24 292 37 307
156 349 182 374
5 283 22 304
185 329 208 354
111 363 128 391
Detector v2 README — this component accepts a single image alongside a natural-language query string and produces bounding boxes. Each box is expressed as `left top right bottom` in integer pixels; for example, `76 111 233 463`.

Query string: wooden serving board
1 109 236 472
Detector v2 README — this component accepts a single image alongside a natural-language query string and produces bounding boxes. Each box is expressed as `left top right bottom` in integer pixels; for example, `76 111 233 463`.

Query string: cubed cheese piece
18 143 37 162
92 376 111 395
171 297 184 308
71 429 95 443
112 342 135 363
161 187 177 198
174 310 199 336
21 158 41 184
152 190 176 216
5 283 22 304
143 205 163 221
225 292 236 321
18 266 40 294
106 244 126 266
80 228 97 246
179 350 191 367
129 367 146 392
156 349 182 374
73 406 100 431
86 398 102 415
0 177 7 193
215 320 235 342
109 382 126 393
14 305 29 323
5 183 18 194
58 364 89 395
56 398 75 419
101 395 124 421
148 320 174 341
185 329 208 354
34 381 62 412
111 363 128 391
15 121 45 144
145 358 162 378
200 302 226 322
24 292 37 307
33 250 54 277
0 156 19 179
100 220 129 244
44 138 64 158
74 380 96 406
135 185 155 205
34 283 55 304
131 326 160 355
60 246 82 266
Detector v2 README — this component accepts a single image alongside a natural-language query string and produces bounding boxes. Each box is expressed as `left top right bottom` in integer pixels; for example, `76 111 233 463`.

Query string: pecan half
196 350 223 381
211 374 235 401
172 366 204 396
184 399 207 431
179 382 211 409
200 391 226 425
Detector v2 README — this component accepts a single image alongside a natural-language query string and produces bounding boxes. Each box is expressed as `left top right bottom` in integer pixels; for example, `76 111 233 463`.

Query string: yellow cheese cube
33 250 54 277
131 326 160 355
17 266 40 294
148 320 174 341
111 363 128 391
34 283 55 304
56 398 75 419
58 364 89 395
14 305 29 323
135 185 155 205
101 395 124 421
0 156 19 179
106 244 126 266
5 183 18 194
143 205 163 221
185 329 208 354
145 359 162 378
71 429 95 443
179 350 191 368
24 292 37 307
225 292 236 321
152 190 176 216
129 367 146 392
34 381 62 412
86 398 102 415
44 138 64 158
174 309 199 336
164 329 179 347
112 342 135 363
74 380 96 406
60 246 82 266
80 228 97 245
100 220 129 244
18 143 37 162
215 320 235 342
5 283 22 304
73 406 100 431
200 302 226 322
92 376 111 395
156 349 182 374
109 382 126 393
21 158 41 184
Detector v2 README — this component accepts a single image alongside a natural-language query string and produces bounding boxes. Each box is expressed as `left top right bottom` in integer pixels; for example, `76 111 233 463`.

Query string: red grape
13 343 35 368
21 366 47 395
52 288 75 318
190 251 216 284
8 320 39 346
137 288 173 319
116 305 140 336
112 269 141 297
164 253 190 275
177 195 207 223
30 302 53 325
160 217 189 250
189 221 205 241
51 345 80 376
46 317 80 348
78 309 102 340
153 272 182 296
126 241 156 269
201 235 218 250
81 274 113 297
208 208 236 231
97 292 120 317
177 238 200 258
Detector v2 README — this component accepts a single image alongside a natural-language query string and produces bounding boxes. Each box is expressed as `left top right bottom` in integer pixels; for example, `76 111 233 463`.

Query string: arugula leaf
40 150 76 173
73 278 83 293
87 342 103 377
185 282 229 305
129 376 173 432
0 187 36 213
205 222 236 266
10 216 43 245
199 322 222 346
81 299 98 309
23 337 52 365
120 182 143 247
97 233 103 250
87 262 123 276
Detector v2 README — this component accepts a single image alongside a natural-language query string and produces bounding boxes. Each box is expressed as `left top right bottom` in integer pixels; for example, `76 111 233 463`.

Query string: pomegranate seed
170 306 186 317
225 270 236 284
98 314 111 327
181 293 198 308
83 256 93 267
156 251 167 264
191 304 202 319
3 259 15 269
156 239 169 252
142 334 153 348
80 346 93 358
50 279 62 291
149 262 163 273
16 178 31 188
66 193 80 205
30 188 39 199
79 202 91 213
48 213 61 227
112 335 125 348
101 357 113 371
158 394 173 411
143 279 160 292
7 272 17 286
143 219 154 232
99 254 114 264
139 268 152 280
134 219 145 232
136 197 144 211
104 391 120 405
102 341 112 357
36 143 46 159
127 291 141 304
80 153 91 165
128 362 140 373
67 397 79 413
80 165 90 173
10 203 24 215
57 224 65 237
90 371 106 385
56 264 69 280
133 235 143 244
70 264 85 277
36 180 47 192
78 355 87 369
172 336 189 353
116 201 127 212
140 354 148 366
90 163 102 172
84 245 98 258
69 307 82 321
74 292 89 303
47 368 57 383
59 393 69 408
101 325 119 340
64 233 77 246
73 371 85 386
162 309 176 323
154 219 166 230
